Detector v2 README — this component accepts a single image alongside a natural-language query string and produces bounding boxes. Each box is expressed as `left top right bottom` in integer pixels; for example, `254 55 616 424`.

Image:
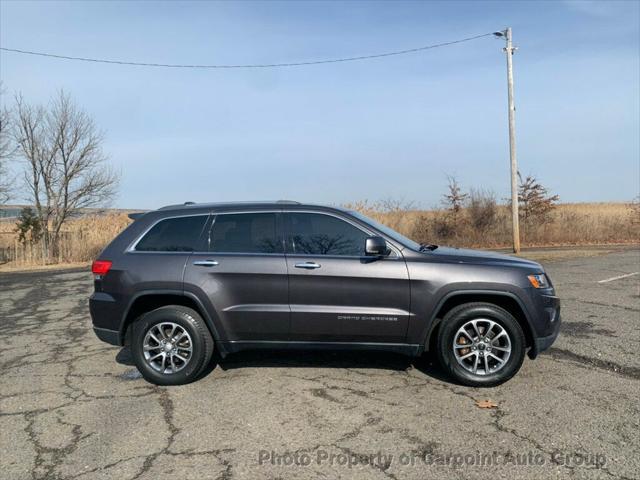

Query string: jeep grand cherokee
90 201 560 386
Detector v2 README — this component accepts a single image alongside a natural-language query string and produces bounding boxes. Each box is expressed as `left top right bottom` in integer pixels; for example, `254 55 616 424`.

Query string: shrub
468 189 497 233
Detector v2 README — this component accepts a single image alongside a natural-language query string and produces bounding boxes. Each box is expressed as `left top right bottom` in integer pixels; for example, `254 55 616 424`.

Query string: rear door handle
193 260 219 267
295 262 321 269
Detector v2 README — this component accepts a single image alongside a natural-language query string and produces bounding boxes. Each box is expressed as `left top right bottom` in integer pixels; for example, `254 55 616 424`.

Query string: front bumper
528 293 561 359
533 321 561 354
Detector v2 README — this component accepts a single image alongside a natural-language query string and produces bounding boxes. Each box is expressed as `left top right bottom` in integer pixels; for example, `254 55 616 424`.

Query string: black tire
131 305 214 386
437 302 526 387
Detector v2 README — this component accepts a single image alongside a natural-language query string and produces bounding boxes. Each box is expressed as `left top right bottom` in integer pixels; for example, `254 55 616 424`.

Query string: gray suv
90 201 560 387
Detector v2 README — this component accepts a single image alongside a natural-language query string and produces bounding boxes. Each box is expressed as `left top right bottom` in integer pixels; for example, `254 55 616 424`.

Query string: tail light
91 260 112 276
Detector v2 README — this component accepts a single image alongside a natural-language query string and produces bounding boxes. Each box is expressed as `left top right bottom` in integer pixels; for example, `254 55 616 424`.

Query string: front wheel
437 302 526 387
131 306 214 386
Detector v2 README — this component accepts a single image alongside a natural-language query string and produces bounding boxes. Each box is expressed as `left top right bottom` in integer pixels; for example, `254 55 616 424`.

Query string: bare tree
376 197 415 214
0 82 14 204
13 90 119 257
518 173 559 227
442 175 468 221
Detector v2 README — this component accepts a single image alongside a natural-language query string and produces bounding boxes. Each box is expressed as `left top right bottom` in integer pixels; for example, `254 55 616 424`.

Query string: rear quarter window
135 215 208 252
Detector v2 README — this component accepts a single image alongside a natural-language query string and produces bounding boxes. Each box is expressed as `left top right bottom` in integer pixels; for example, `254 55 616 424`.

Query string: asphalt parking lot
1 248 638 480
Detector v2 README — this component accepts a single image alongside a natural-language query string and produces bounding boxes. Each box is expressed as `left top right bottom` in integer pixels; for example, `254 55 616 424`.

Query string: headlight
528 274 550 289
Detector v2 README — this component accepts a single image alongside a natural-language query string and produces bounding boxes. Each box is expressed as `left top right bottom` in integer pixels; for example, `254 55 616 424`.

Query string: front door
285 211 410 343
184 211 289 342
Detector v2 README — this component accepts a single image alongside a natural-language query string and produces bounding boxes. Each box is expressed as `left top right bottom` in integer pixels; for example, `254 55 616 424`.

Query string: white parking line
597 272 639 284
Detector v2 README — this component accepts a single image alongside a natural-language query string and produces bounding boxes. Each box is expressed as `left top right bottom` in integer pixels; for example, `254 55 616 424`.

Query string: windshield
348 210 422 251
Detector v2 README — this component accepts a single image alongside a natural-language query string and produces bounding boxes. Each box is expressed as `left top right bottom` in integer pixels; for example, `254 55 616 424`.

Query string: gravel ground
0 248 638 480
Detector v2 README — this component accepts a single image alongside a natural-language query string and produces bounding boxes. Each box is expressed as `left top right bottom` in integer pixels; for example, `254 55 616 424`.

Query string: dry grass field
354 201 640 248
0 202 638 271
0 213 132 268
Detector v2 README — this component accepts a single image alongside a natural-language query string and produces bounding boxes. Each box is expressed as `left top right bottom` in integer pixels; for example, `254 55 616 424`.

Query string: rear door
284 211 411 343
124 214 210 293
184 211 289 341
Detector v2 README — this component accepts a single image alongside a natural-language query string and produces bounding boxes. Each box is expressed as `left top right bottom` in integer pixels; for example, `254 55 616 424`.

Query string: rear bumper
93 327 121 346
89 292 124 346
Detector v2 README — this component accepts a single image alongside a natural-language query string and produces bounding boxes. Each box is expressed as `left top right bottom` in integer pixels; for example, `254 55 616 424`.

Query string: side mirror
365 236 389 256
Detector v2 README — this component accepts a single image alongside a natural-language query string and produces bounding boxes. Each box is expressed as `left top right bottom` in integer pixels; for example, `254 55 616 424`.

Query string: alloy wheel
453 318 512 376
142 322 193 374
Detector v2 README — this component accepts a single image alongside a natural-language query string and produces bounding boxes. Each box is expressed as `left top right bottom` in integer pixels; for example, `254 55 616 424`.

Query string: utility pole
495 27 520 253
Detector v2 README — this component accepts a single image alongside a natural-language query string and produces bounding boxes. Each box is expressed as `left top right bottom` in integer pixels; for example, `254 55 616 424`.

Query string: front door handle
193 260 219 267
295 262 321 269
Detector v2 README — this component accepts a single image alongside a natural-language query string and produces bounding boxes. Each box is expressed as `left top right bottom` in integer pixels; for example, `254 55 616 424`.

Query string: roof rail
276 200 300 204
184 201 196 205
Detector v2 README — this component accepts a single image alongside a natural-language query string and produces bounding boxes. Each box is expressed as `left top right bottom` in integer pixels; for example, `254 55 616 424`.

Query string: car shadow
217 349 411 371
215 349 456 384
115 346 458 385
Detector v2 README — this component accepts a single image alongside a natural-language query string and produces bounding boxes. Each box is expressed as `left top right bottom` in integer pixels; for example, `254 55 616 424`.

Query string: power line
0 32 495 69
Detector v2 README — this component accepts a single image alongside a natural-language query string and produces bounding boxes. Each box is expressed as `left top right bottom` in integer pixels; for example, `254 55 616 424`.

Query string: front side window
289 213 368 256
135 215 208 252
209 213 282 253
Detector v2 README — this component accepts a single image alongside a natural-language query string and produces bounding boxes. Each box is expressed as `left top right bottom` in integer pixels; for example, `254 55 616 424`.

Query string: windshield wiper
419 243 439 252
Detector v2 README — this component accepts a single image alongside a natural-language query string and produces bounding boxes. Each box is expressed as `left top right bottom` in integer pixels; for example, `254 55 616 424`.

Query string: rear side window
135 215 207 252
289 213 368 256
209 213 282 253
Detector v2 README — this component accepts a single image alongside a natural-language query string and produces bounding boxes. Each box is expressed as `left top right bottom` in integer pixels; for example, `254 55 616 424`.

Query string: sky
0 0 638 210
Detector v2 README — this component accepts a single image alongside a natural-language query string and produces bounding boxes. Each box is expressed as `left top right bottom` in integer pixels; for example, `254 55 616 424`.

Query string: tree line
434 174 560 242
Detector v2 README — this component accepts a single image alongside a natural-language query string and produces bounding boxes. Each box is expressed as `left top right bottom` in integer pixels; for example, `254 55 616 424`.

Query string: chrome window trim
126 208 402 258
285 252 402 260
191 252 286 257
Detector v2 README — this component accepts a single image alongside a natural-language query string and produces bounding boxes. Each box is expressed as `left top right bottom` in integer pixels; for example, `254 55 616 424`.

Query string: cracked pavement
1 248 638 479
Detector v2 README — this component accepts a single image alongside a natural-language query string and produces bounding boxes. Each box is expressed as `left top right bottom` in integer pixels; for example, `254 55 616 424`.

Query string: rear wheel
437 302 525 387
131 306 213 386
